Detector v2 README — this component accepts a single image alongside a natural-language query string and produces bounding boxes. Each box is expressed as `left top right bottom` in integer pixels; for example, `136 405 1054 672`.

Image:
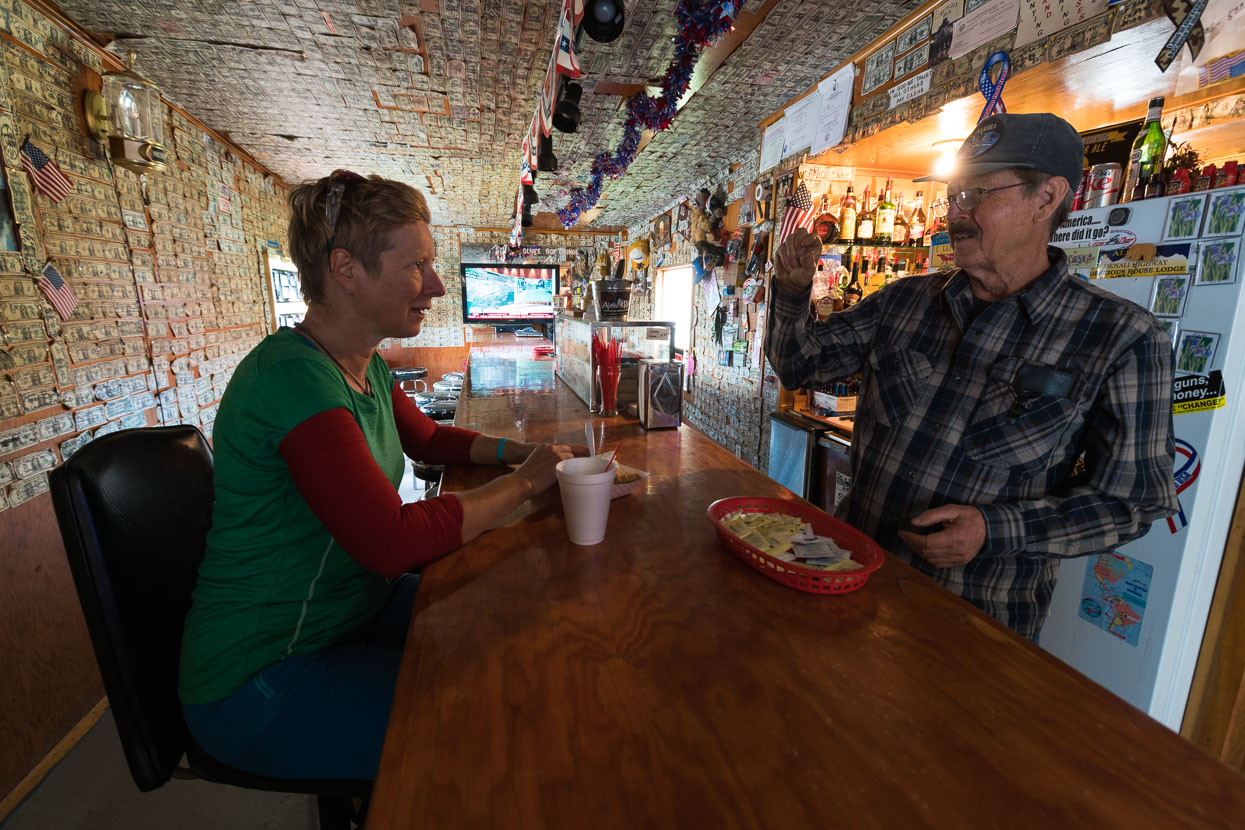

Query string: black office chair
49 426 370 829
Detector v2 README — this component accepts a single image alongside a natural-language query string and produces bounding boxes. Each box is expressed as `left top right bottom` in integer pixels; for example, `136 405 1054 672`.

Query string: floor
0 710 318 830
3 464 435 830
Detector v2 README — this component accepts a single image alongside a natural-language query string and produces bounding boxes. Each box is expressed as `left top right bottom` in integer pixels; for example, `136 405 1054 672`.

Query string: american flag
38 260 78 320
20 139 73 203
1197 49 1245 86
776 182 816 245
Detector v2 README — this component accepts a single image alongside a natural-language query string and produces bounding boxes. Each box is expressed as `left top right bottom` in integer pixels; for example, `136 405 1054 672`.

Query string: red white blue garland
510 0 745 243
555 0 745 229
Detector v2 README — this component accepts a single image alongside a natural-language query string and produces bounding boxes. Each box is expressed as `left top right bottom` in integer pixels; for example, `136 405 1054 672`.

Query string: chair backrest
49 425 214 792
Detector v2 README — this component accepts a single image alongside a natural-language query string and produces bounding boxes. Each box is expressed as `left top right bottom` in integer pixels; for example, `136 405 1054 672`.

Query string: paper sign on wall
1015 0 1111 48
950 0 1021 59
809 64 855 155
760 118 786 172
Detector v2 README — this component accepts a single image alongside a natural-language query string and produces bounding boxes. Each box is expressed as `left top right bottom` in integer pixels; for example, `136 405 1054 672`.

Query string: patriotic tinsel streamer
557 0 745 228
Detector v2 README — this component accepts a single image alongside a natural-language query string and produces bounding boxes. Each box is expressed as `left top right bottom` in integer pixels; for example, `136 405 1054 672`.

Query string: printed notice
1079 552 1153 646
950 0 1021 59
782 95 818 158
809 64 855 155
760 118 786 172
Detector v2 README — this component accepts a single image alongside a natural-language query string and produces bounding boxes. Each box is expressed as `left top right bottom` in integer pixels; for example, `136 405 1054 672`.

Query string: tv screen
460 263 558 324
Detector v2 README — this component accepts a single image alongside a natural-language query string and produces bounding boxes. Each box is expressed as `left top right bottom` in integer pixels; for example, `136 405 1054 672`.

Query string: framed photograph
775 172 795 202
1159 319 1180 350
676 201 691 239
1149 274 1191 317
1195 238 1240 285
652 212 672 249
1162 193 1207 241
1175 330 1220 375
1203 186 1245 237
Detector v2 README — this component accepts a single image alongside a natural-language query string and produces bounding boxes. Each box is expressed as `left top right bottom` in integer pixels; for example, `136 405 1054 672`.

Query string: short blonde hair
287 172 431 302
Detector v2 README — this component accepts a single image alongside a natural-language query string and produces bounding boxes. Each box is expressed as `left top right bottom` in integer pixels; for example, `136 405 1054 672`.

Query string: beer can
1073 169 1092 211
1085 162 1122 208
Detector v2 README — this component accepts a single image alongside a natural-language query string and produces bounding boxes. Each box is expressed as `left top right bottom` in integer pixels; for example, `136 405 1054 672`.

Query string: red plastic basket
706 496 885 594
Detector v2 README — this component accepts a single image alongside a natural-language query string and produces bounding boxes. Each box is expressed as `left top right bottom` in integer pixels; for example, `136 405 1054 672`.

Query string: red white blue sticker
1168 437 1200 533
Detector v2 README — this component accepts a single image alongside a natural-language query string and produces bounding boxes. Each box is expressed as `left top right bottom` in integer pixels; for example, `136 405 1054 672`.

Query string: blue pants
182 572 419 780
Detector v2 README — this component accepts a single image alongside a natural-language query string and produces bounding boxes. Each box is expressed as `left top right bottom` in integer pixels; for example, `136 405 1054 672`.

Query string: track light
583 0 625 43
537 134 558 172
523 183 539 207
553 81 583 134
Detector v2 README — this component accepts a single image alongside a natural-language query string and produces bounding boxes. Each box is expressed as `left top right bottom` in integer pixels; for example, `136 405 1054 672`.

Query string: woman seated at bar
178 170 583 781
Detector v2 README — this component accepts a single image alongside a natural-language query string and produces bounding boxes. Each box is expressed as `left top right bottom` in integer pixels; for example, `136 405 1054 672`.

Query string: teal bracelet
497 437 508 464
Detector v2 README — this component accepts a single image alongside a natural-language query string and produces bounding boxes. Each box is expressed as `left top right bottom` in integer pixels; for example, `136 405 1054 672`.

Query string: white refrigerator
1040 186 1245 730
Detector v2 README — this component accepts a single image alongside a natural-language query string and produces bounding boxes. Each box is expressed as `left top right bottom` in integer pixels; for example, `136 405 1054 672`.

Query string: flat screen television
460 263 559 325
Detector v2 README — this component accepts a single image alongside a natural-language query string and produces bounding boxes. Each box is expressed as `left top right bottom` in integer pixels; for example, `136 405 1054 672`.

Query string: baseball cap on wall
915 112 1084 189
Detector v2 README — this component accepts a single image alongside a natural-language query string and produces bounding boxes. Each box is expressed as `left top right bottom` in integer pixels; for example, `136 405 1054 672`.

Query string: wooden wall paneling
380 345 470 383
1182 463 1245 771
0 493 103 799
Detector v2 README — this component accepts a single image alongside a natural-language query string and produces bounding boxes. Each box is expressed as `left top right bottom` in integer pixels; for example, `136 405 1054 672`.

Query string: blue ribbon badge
978 51 1010 123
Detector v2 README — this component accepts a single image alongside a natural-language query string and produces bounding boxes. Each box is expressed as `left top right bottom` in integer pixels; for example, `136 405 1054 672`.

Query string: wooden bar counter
371 335 1245 828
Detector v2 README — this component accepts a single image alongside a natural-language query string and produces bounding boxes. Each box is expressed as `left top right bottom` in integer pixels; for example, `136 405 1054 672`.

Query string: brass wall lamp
83 50 168 173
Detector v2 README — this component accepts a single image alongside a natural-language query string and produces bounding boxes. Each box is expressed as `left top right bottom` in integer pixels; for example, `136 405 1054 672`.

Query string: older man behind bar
764 113 1178 639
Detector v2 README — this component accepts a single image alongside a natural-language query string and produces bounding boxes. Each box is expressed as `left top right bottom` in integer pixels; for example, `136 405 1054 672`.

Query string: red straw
605 443 619 469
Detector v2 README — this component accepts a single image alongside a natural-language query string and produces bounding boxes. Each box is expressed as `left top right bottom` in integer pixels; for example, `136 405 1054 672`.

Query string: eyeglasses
325 169 365 253
945 181 1027 212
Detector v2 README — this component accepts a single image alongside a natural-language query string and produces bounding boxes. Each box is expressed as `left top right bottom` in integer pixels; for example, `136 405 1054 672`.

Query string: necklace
294 323 372 395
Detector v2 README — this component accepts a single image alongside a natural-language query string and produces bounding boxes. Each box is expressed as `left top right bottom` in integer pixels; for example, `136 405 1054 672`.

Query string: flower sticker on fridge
1195 238 1240 286
1162 193 1206 241
1174 330 1220 376
1149 274 1191 317
1203 186 1245 237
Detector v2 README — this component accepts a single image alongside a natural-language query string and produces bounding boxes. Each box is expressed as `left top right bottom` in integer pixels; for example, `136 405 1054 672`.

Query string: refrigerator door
1039 192 1245 728
767 411 825 500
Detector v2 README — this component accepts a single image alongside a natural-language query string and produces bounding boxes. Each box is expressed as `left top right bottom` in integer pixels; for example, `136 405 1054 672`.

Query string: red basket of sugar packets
706 496 885 594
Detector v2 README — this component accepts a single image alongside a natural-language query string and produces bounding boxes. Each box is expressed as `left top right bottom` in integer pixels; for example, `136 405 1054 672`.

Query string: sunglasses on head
325 169 366 253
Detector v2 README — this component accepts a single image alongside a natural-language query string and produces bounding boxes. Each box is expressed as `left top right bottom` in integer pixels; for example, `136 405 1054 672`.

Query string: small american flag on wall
38 260 78 320
20 139 74 203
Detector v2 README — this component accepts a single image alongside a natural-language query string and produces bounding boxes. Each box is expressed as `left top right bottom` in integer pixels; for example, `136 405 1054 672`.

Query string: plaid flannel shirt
765 248 1177 638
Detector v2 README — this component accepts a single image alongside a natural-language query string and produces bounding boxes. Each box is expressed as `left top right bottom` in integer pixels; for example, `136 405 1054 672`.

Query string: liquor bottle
1123 97 1167 203
859 256 872 293
1143 174 1164 200
875 178 896 245
838 186 858 243
856 187 875 244
908 191 926 245
893 190 911 246
842 259 863 308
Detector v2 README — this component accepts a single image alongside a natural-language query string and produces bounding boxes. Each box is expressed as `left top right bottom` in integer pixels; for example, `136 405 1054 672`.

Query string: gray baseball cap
915 112 1084 188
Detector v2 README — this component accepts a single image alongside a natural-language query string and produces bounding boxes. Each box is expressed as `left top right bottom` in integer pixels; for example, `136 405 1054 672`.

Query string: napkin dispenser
638 359 682 429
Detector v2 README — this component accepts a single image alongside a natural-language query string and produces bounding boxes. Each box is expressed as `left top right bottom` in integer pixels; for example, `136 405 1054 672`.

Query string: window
654 264 694 352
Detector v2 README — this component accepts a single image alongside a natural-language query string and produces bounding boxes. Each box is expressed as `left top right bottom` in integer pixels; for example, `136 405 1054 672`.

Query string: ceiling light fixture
931 138 963 180
537 134 558 173
582 0 625 43
552 81 583 134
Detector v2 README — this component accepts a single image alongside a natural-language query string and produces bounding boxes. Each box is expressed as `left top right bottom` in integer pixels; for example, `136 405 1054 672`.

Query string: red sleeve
280 408 465 578
390 382 479 464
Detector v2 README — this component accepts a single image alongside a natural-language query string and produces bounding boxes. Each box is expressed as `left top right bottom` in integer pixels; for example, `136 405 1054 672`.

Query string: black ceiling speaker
537 133 558 172
552 81 583 134
521 201 533 227
522 183 539 207
583 0 625 42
